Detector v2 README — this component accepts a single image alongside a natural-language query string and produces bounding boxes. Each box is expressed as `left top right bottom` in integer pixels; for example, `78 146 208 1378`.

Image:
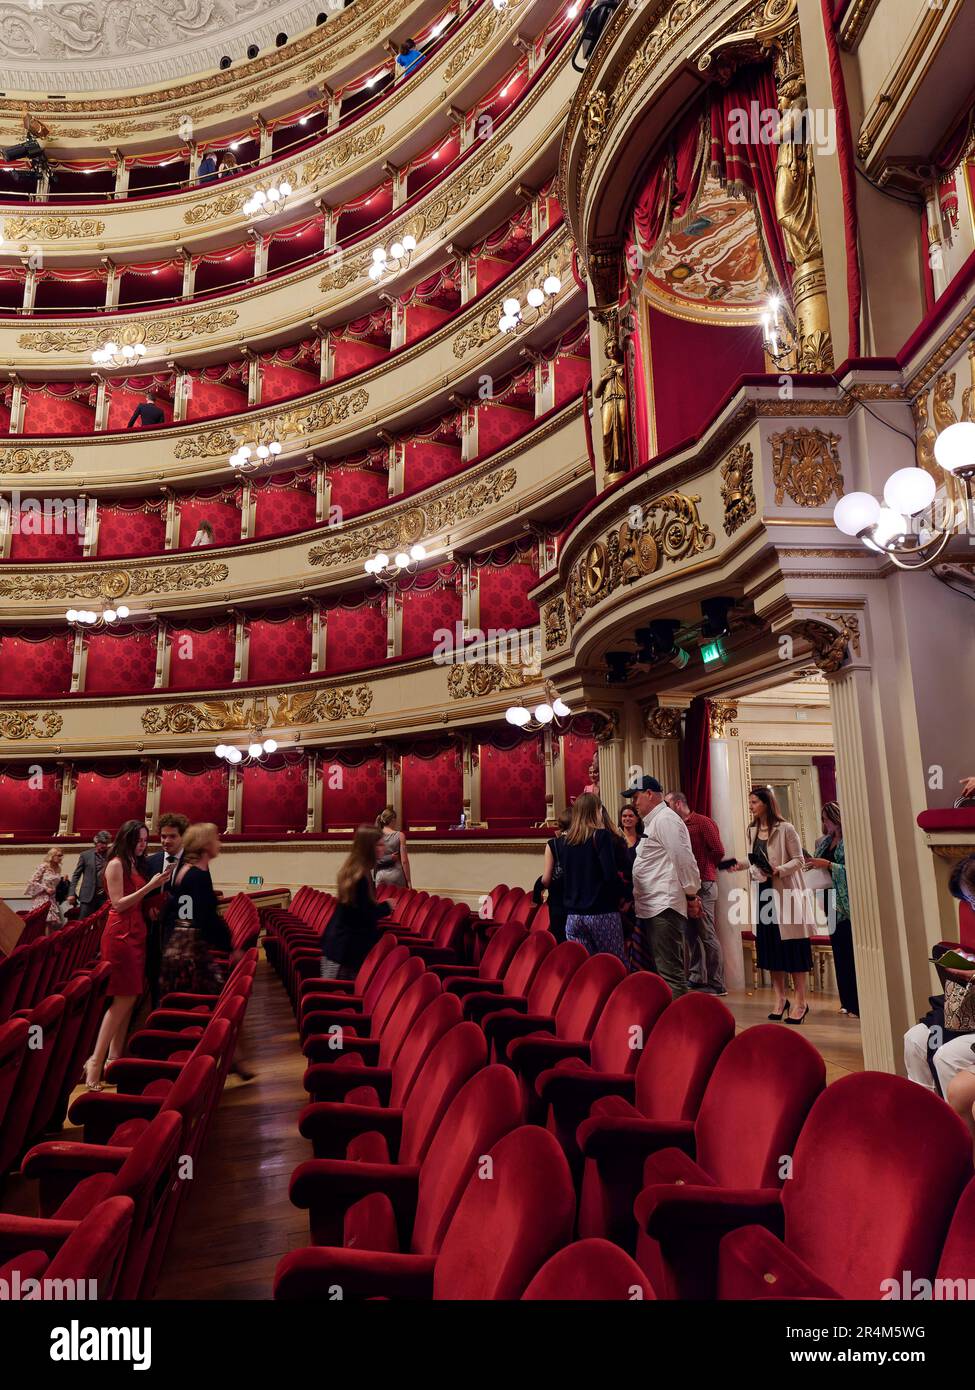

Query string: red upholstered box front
0 766 61 835
240 760 307 834
167 623 235 691
0 633 74 697
83 630 157 694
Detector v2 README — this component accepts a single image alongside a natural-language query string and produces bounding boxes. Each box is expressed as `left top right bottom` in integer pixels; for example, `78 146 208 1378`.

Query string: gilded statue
594 338 628 476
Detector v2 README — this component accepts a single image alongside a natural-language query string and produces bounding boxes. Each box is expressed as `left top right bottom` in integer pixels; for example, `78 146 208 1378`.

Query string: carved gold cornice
769 428 845 507
0 710 63 741
708 700 738 738
173 388 369 461
3 217 105 241
792 612 861 674
447 659 540 699
444 0 526 81
142 685 372 735
720 442 756 535
18 309 239 355
543 597 568 651
643 705 681 739
0 560 228 603
0 447 73 474
308 466 518 567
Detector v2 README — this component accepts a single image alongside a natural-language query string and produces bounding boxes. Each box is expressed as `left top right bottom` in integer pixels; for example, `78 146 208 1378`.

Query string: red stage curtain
400 577 462 660
401 747 462 830
813 754 837 806
176 495 241 548
0 632 74 696
647 306 765 453
247 613 312 684
561 731 598 805
325 601 387 673
252 479 317 538
158 765 229 829
240 759 307 834
479 738 546 827
0 765 61 835
97 504 166 558
73 768 146 837
681 696 711 817
321 754 387 828
328 465 388 520
476 558 539 631
83 630 157 694
475 402 533 457
401 439 464 495
167 622 235 690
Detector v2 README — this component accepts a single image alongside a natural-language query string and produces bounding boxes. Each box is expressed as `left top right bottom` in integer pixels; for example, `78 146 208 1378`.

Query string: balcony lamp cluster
833 423 975 571
244 180 293 217
369 235 417 281
505 686 570 729
215 739 278 764
230 440 283 471
92 340 148 369
65 605 131 626
497 276 562 334
364 543 428 579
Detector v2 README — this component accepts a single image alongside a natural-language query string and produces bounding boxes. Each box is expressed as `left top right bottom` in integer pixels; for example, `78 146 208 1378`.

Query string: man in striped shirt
666 791 727 995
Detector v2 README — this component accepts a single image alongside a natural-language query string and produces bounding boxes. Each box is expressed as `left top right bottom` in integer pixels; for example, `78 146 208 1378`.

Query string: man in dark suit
126 393 166 429
68 830 111 917
143 812 189 1007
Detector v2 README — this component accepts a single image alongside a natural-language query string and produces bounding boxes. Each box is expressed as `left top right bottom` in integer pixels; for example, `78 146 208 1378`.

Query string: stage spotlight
634 626 657 663
219 55 232 69
701 596 735 639
247 43 259 59
276 32 287 45
605 651 634 684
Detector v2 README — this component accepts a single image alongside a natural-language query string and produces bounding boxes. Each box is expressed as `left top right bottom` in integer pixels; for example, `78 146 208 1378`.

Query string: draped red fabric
167 623 235 690
73 769 146 837
252 482 317 539
399 581 462 660
240 760 307 834
561 732 597 805
475 402 533 457
812 754 837 806
479 738 546 827
97 505 167 558
401 439 464 494
476 559 539 631
247 614 312 683
647 305 765 453
328 465 388 520
158 766 229 828
321 753 387 828
176 496 241 548
325 602 387 673
628 313 652 465
401 748 463 830
0 766 61 835
0 633 74 697
84 630 157 694
709 67 792 304
681 696 711 817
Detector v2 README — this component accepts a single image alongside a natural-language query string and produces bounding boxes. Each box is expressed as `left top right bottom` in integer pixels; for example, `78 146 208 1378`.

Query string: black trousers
145 919 164 1009
831 917 859 1014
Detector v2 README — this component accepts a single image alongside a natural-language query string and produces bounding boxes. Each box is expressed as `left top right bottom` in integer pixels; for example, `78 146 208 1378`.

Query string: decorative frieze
769 428 844 507
0 561 228 603
4 216 105 242
708 700 738 738
720 442 756 534
793 612 861 674
18 309 239 354
0 710 63 740
0 447 73 474
643 705 682 740
542 597 567 651
142 684 372 734
173 389 369 459
447 661 539 699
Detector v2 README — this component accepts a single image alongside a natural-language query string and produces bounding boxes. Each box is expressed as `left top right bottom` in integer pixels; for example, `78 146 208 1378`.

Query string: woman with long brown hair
548 791 626 961
321 826 393 980
806 800 857 1016
731 787 814 1024
83 820 172 1089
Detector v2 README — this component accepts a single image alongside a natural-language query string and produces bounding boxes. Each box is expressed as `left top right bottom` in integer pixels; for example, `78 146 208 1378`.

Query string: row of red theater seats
266 884 975 1300
0 935 258 1297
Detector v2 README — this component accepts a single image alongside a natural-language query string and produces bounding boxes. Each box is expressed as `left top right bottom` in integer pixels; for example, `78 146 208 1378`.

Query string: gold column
145 760 161 832
70 629 85 692
305 752 320 832
233 611 248 683
154 621 169 689
58 765 74 836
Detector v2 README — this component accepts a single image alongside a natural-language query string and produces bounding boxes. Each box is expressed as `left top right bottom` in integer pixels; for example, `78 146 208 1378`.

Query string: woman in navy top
545 792 626 961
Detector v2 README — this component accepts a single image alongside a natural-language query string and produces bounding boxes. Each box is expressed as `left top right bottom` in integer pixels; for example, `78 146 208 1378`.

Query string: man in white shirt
623 776 701 997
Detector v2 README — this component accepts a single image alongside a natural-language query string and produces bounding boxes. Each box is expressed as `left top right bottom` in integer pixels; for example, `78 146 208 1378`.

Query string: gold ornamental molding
0 447 73 474
855 0 950 166
643 705 682 740
184 164 300 225
447 660 540 700
769 428 845 507
18 309 239 355
0 560 228 603
792 612 861 675
3 216 106 242
837 0 881 49
142 685 373 736
565 492 715 628
301 126 387 185
543 597 568 651
452 235 576 358
308 466 518 568
173 388 369 461
0 710 63 741
443 0 525 80
720 442 756 535
708 700 739 738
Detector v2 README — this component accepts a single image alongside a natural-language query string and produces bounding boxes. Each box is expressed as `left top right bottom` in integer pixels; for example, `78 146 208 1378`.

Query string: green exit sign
701 639 725 665
248 875 264 886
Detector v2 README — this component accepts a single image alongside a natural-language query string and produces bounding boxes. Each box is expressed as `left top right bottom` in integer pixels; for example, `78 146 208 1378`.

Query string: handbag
943 975 975 1033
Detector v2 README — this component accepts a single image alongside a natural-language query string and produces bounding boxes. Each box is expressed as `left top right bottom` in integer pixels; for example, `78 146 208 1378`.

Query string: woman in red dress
83 820 172 1090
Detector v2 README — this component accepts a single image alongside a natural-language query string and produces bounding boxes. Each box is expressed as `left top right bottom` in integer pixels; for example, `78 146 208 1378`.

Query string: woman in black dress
321 826 392 979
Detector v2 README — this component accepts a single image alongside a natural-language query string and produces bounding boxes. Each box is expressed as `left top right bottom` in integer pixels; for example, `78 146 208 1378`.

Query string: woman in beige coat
732 787 815 1024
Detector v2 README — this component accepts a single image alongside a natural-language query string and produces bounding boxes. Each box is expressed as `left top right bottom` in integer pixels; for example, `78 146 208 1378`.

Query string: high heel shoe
80 1060 103 1091
767 1001 790 1021
785 1004 809 1025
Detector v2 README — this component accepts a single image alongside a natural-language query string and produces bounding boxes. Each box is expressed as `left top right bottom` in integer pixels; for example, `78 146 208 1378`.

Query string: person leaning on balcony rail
216 149 237 177
197 150 219 183
395 38 425 76
127 393 165 429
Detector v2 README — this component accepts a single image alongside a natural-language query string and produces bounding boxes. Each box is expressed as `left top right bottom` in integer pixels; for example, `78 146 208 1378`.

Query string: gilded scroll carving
0 561 228 602
769 428 844 506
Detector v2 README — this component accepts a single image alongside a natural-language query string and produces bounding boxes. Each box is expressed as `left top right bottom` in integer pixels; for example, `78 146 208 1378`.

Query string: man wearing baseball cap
622 775 701 996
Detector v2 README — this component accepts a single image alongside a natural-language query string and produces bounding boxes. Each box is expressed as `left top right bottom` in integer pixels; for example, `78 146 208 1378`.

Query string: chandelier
369 235 417 281
833 422 975 571
229 439 283 471
505 682 570 729
498 276 562 334
364 543 428 583
244 179 293 217
65 604 131 627
215 738 278 765
91 334 149 370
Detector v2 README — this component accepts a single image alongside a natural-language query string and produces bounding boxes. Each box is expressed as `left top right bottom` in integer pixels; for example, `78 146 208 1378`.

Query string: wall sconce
498 276 562 334
244 180 292 217
364 543 428 585
229 439 283 471
369 235 417 281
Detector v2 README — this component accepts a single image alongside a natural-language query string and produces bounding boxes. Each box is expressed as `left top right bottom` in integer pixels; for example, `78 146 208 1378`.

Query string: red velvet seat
297 943 410 1033
303 967 439 1065
275 1124 576 1301
440 924 549 1002
295 931 395 1007
26 974 91 1141
51 960 113 1132
936 1173 975 1289
522 1238 655 1301
300 952 423 1043
19 1108 182 1299
429 920 527 986
536 971 673 1160
0 993 66 1181
0 1194 134 1300
0 947 29 1020
0 1017 29 1135
292 1061 520 1253
463 939 587 1029
400 903 473 965
105 1004 240 1098
576 992 737 1247
713 1072 973 1301
69 1051 216 1152
302 992 463 1109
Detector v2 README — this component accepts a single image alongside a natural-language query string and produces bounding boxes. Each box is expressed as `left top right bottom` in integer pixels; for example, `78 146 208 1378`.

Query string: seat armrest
303 1035 381 1066
126 1027 206 1060
577 1113 696 1163
482 1011 556 1063
0 1214 79 1258
718 1222 837 1301
537 1065 635 1111
21 1140 129 1218
66 1091 164 1146
104 1057 183 1093
288 1157 420 1247
430 964 479 979
445 976 503 999
275 1246 435 1300
300 1009 370 1039
300 1065 393 1107
462 991 527 1024
298 1101 403 1159
507 1036 589 1084
299 977 355 998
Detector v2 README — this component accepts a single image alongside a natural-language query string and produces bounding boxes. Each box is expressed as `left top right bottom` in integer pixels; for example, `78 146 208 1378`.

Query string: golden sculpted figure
594 338 628 475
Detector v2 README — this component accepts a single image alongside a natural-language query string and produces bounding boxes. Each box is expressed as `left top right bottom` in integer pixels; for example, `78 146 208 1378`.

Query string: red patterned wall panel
553 355 591 405
240 760 307 834
97 506 167 559
479 739 546 826
247 615 312 684
400 583 462 660
185 379 248 422
107 388 173 431
253 484 317 539
83 631 157 694
474 256 511 295
0 767 61 835
176 497 241 549
260 363 320 404
561 732 598 805
328 466 388 520
8 509 85 562
73 770 146 837
325 603 387 673
321 755 387 828
401 440 464 496
167 624 236 691
476 402 533 457
0 633 73 696
476 560 539 632
333 339 388 380
403 304 450 345
21 392 95 437
401 749 463 830
158 766 229 829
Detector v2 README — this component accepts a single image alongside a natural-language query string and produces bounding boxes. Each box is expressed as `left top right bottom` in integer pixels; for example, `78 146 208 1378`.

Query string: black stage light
605 651 634 684
701 596 735 639
219 55 232 69
247 44 259 59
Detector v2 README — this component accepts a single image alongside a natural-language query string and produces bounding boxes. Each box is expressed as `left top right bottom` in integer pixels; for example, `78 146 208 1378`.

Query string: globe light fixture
368 234 417 281
243 180 293 218
497 275 561 335
505 683 570 730
365 542 429 586
229 439 282 472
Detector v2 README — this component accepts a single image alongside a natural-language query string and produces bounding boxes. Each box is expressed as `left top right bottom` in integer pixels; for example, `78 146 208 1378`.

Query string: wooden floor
150 957 863 1300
